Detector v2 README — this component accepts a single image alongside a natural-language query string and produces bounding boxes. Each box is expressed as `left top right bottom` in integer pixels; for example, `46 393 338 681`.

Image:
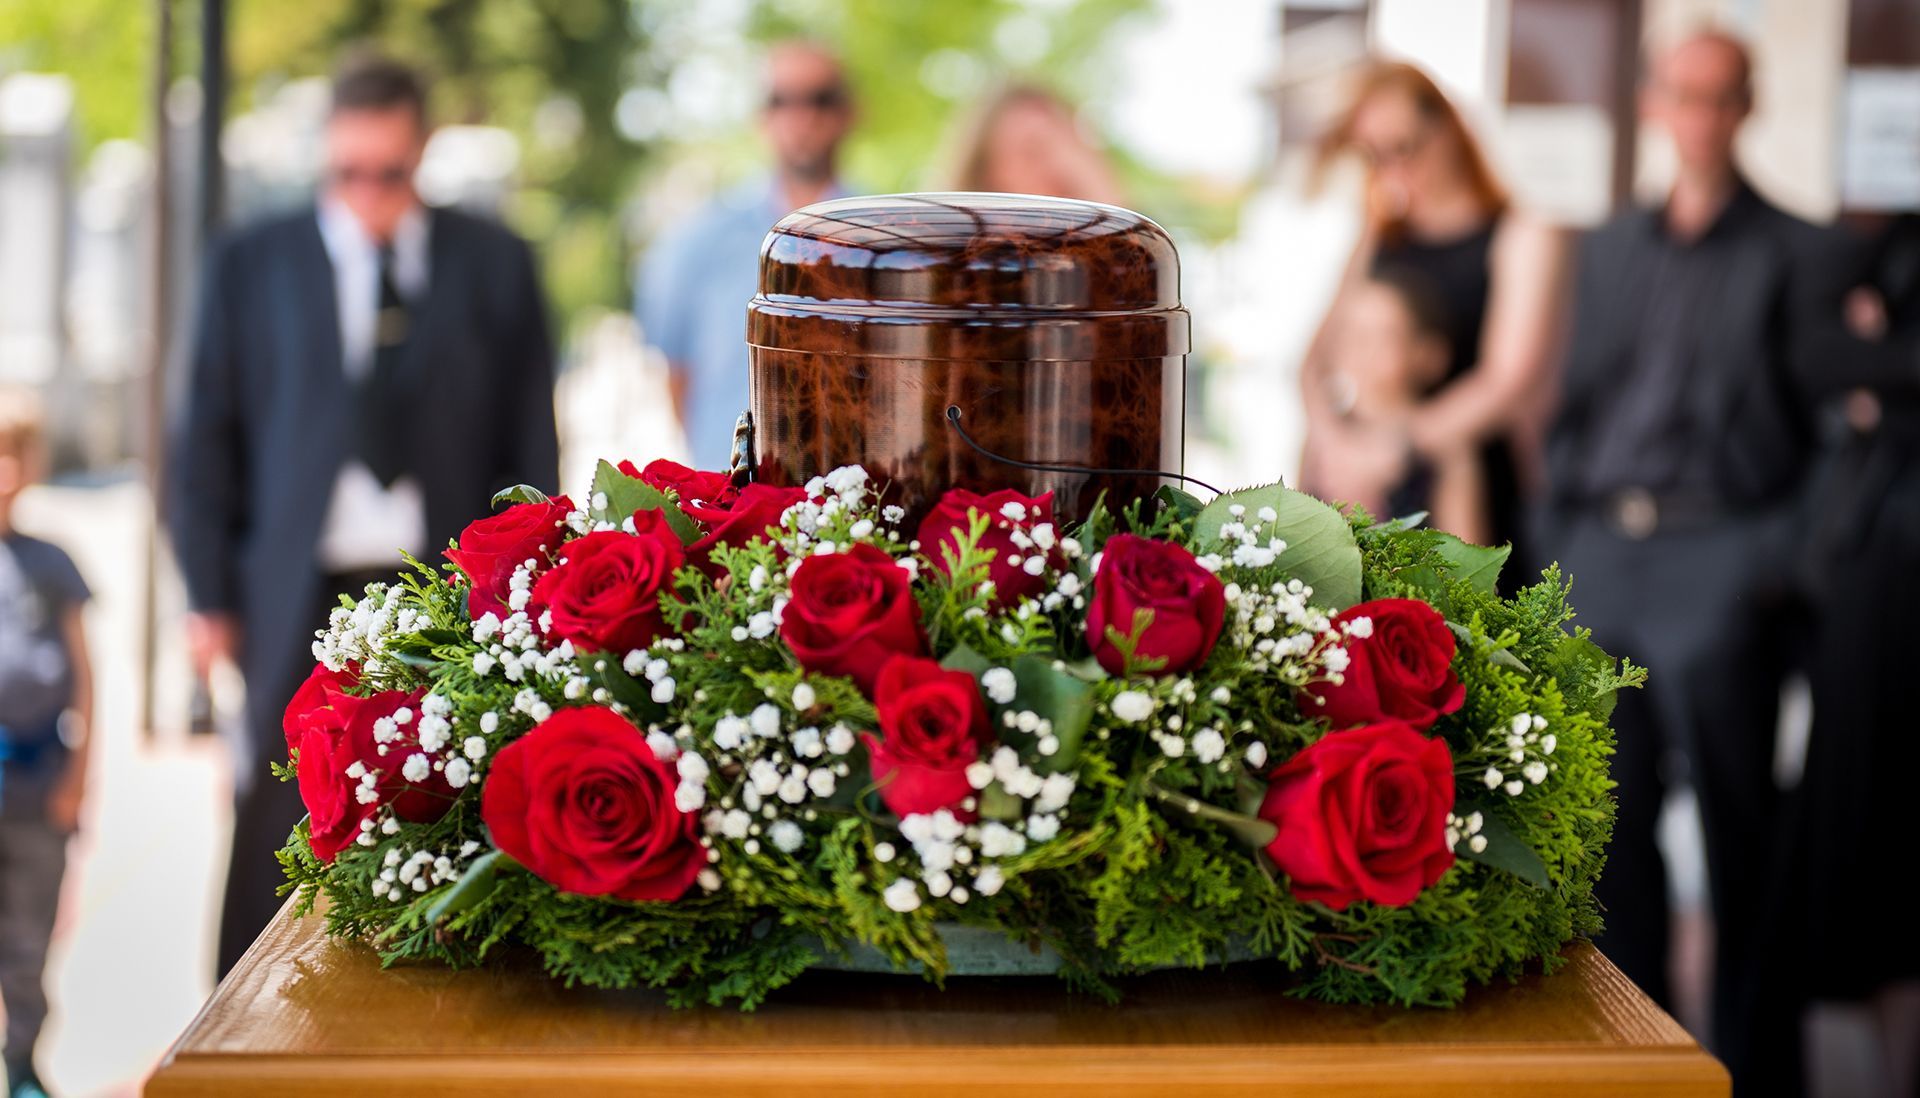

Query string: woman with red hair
1300 62 1568 571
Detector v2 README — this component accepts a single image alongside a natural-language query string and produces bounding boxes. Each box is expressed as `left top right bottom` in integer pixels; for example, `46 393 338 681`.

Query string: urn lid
748 192 1188 361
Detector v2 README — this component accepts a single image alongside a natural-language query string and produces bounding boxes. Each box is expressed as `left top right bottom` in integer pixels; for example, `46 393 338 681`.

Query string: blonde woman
1300 62 1567 565
939 83 1125 205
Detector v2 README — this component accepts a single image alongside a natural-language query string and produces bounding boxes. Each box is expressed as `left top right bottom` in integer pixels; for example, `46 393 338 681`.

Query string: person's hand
1311 420 1412 515
186 611 241 680
46 751 86 833
1845 287 1888 341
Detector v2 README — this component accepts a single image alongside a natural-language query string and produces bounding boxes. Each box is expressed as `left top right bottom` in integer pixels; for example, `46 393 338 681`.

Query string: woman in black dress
1300 62 1567 577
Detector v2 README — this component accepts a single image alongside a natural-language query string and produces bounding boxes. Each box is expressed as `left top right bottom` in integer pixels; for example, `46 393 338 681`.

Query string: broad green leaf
1430 532 1511 596
978 784 1025 820
590 459 701 545
595 658 665 723
1194 483 1363 610
1454 805 1550 889
944 647 1095 774
491 483 551 507
1007 655 1094 773
1375 509 1429 533
424 849 511 925
939 643 990 676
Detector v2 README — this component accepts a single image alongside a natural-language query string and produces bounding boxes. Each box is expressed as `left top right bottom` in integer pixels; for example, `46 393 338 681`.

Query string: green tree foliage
5 0 1221 327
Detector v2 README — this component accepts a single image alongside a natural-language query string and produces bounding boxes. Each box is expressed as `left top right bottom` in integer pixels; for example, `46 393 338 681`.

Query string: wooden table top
146 900 1727 1097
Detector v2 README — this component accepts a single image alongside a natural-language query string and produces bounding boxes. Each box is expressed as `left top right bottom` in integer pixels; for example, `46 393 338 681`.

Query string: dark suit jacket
169 204 558 709
1547 181 1827 513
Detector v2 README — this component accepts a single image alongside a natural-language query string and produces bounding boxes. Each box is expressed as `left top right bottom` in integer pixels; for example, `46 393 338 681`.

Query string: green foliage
279 482 1625 1013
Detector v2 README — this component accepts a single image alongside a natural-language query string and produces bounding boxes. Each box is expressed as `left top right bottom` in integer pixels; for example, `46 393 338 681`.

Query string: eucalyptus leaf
1454 806 1550 889
939 643 990 676
978 784 1025 821
490 483 551 508
1430 532 1511 596
1194 484 1363 610
1007 655 1093 773
424 849 512 925
595 659 664 723
944 647 1094 774
589 459 701 545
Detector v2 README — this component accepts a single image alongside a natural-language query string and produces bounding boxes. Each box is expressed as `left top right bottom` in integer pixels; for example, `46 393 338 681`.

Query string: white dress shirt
314 199 431 572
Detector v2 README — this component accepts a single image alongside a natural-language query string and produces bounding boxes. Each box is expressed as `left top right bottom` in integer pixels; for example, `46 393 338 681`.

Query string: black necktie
355 244 412 486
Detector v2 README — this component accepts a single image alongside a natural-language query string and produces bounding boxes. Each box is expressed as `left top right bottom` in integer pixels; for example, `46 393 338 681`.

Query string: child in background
0 389 93 1098
1302 268 1491 546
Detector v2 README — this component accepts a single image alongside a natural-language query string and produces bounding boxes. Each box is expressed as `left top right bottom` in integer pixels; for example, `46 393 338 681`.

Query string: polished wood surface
147 900 1726 1097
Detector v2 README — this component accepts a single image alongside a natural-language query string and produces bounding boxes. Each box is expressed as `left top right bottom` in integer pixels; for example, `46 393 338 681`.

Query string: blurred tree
3 0 1233 335
0 0 154 145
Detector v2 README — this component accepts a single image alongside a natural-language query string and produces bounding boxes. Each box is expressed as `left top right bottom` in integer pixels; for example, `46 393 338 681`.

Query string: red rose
621 458 738 512
530 514 685 653
284 669 449 862
684 482 806 567
283 661 358 757
1258 721 1455 910
296 716 375 864
780 543 927 694
917 488 1059 607
445 496 575 620
1085 534 1227 676
863 657 991 818
1300 599 1463 731
480 706 705 901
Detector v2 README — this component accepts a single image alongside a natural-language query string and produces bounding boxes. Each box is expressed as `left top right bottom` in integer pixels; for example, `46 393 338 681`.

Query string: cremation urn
746 192 1188 525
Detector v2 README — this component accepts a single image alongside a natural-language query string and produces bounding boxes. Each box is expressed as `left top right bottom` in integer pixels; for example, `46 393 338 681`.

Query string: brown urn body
746 192 1188 527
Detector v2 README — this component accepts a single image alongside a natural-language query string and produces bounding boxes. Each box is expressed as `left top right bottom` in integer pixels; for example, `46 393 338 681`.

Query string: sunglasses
765 86 848 113
330 164 412 189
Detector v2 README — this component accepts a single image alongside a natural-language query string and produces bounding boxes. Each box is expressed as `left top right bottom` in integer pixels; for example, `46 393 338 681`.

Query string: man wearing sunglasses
170 52 558 978
636 40 857 470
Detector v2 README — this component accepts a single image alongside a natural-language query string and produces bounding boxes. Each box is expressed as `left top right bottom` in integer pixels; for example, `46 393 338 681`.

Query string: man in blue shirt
636 41 855 471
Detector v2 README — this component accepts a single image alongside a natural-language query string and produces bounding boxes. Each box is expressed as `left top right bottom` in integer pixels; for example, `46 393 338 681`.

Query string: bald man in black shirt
1538 32 1826 1094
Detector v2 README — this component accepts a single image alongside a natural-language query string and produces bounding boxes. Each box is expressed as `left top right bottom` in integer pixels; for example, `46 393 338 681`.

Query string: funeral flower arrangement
277 459 1633 1008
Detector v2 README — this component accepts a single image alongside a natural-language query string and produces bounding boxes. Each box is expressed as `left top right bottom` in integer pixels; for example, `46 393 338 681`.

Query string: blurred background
2 0 1917 1095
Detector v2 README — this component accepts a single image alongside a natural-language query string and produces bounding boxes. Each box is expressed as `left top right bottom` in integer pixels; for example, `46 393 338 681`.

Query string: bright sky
1102 0 1275 183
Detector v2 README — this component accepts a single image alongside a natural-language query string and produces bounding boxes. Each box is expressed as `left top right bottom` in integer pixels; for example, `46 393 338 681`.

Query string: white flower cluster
347 695 492 851
414 691 485 789
1445 809 1487 854
1204 503 1290 570
369 839 483 902
1108 680 1262 771
775 466 900 558
881 803 1055 913
884 719 1076 913
1479 712 1556 796
1215 576 1341 681
620 645 682 706
699 686 856 858
468 561 578 685
313 583 423 673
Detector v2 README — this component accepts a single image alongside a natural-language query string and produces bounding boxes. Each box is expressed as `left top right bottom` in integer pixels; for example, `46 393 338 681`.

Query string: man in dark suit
1537 31 1823 1095
169 54 558 976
